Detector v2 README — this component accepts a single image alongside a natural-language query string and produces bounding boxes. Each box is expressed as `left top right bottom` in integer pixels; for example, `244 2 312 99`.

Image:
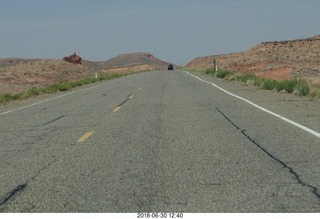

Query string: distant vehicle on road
168 64 173 70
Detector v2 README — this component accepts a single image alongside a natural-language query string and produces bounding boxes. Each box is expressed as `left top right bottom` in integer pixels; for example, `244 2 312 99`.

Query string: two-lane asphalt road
1 70 320 212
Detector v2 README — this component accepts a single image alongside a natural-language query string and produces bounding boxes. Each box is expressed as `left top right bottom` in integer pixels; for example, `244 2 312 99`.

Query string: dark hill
96 52 169 70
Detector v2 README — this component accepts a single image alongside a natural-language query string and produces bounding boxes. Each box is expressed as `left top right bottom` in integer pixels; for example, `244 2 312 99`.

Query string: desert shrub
47 83 61 92
12 93 23 100
236 74 258 83
253 77 263 87
27 87 40 96
57 82 73 91
260 78 277 90
309 89 320 100
0 93 14 103
275 81 285 92
268 79 310 96
295 81 310 96
205 68 216 75
215 70 233 79
282 80 298 93
205 69 234 78
71 81 83 87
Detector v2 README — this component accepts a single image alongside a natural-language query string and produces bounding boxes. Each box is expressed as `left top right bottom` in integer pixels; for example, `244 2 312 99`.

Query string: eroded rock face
63 53 82 64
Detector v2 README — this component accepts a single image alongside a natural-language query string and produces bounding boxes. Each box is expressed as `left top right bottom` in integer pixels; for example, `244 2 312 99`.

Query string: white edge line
186 71 320 139
0 82 109 116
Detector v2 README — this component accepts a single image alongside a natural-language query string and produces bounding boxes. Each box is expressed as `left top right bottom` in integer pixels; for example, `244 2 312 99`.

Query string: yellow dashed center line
113 106 121 112
77 131 94 143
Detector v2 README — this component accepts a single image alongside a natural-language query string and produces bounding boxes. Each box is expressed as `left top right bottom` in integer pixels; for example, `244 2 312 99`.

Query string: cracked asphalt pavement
0 70 320 212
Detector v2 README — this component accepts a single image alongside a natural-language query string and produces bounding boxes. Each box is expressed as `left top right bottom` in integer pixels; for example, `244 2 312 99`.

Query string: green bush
261 78 277 90
12 93 23 100
205 68 216 75
205 69 234 78
71 81 83 87
57 82 72 91
283 80 298 93
295 81 310 96
47 83 61 92
28 87 40 96
275 80 309 96
215 70 233 79
0 93 14 103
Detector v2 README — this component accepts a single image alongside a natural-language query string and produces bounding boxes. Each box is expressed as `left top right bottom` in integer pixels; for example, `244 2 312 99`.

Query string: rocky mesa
187 35 320 87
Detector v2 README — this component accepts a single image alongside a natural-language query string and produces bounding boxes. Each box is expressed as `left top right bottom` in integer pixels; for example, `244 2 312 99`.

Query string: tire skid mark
42 115 65 126
0 157 58 210
216 107 320 201
0 184 27 208
113 94 134 112
118 94 133 107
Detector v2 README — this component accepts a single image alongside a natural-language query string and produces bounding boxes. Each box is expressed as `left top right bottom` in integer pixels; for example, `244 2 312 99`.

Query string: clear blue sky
1 0 319 65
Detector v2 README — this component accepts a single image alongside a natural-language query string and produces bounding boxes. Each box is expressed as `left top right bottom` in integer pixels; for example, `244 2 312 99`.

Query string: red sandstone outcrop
63 53 82 64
